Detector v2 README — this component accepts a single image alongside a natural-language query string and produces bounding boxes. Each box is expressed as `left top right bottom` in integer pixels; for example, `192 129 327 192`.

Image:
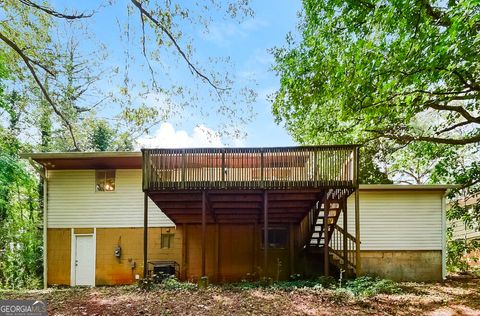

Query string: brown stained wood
211 202 262 209
324 199 329 277
143 193 148 278
182 223 187 279
142 146 359 191
289 223 295 275
263 191 268 277
202 191 206 277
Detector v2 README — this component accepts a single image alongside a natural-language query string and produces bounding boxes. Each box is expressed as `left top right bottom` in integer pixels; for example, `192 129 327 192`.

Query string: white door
74 235 94 286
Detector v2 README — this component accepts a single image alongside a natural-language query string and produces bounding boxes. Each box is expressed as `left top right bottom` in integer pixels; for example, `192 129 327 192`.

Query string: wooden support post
342 197 348 273
263 190 268 277
143 193 148 278
202 190 207 277
323 199 329 277
182 223 187 279
355 189 361 275
354 146 361 275
289 222 295 275
253 222 258 275
215 223 220 282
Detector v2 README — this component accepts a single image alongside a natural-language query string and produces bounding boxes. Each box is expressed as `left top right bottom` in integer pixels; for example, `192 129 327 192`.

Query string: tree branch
419 0 451 27
138 7 158 90
130 0 228 92
0 32 80 150
19 0 94 20
366 129 480 145
436 120 473 135
427 102 480 124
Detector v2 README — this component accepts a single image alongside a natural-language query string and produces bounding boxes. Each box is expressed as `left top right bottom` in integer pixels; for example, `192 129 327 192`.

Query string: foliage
0 61 42 289
272 0 480 147
446 236 479 272
159 275 197 291
0 149 42 289
138 275 196 292
344 276 402 297
88 120 114 152
359 144 392 184
272 0 480 267
0 1 257 149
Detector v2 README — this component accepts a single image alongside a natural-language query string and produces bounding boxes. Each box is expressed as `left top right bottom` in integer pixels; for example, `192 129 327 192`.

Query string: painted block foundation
360 250 442 281
48 227 443 285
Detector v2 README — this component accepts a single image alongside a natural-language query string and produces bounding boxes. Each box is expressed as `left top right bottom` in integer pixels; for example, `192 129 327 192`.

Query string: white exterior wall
344 190 444 250
451 219 480 240
47 169 174 228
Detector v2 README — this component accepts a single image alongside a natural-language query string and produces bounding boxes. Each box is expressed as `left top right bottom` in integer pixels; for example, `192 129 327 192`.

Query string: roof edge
359 184 459 191
20 151 142 160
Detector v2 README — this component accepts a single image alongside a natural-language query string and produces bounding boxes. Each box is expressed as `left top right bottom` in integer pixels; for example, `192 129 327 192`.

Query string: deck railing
142 146 359 191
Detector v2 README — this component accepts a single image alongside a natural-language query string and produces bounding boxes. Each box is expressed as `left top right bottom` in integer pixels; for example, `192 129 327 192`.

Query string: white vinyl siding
344 190 444 250
450 219 480 240
47 170 174 228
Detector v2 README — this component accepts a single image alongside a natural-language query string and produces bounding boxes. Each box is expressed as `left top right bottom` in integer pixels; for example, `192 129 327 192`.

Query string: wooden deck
142 146 359 191
141 146 361 279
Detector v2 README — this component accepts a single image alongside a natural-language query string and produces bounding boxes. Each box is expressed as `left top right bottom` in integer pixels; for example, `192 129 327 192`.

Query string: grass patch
344 276 402 297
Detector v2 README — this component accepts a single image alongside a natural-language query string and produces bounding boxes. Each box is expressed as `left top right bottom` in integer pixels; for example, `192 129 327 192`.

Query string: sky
55 0 302 148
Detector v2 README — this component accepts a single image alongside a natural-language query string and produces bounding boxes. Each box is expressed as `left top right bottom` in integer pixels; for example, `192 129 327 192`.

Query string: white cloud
136 122 224 149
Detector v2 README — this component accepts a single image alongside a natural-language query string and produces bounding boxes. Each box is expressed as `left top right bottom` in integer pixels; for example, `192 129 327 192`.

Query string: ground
1 277 479 316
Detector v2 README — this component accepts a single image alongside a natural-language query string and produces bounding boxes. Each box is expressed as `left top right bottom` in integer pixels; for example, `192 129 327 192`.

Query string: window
261 228 288 249
96 170 115 192
161 234 174 249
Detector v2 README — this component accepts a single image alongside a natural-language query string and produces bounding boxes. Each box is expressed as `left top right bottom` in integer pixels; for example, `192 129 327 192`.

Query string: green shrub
159 275 196 291
137 276 156 291
344 276 402 297
331 287 354 303
138 275 196 292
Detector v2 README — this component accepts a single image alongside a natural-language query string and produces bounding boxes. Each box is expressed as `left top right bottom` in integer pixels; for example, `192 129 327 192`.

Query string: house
449 194 480 269
23 146 453 288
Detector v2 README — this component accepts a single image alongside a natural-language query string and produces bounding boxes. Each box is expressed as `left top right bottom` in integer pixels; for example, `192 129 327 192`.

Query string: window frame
95 169 116 192
160 233 174 249
260 227 288 249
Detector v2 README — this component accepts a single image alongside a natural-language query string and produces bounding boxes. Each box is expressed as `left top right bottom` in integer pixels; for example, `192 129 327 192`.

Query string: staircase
303 190 358 277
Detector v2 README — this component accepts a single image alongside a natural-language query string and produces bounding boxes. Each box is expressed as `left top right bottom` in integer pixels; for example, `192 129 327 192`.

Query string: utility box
148 261 179 282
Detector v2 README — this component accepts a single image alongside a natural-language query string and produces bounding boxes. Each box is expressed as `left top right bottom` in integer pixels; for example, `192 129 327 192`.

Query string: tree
0 60 42 289
271 0 479 146
0 1 257 150
88 120 114 152
271 0 480 270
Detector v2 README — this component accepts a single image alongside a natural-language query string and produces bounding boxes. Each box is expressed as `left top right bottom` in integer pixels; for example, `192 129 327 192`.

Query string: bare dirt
1 277 479 316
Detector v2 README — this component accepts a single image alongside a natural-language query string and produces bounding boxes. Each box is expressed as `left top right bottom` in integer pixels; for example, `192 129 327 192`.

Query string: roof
20 152 457 191
21 151 142 170
359 184 457 191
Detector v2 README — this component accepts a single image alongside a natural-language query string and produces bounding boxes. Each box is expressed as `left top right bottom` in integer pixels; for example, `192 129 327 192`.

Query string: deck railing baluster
142 146 358 191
